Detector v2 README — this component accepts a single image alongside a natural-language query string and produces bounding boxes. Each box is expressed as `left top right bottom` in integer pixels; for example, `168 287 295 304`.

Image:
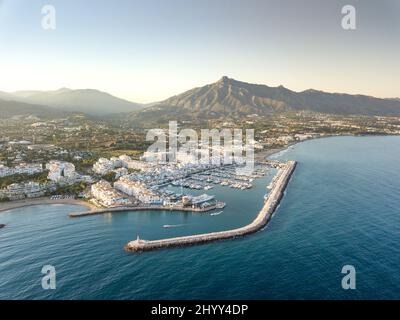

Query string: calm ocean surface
1 136 400 299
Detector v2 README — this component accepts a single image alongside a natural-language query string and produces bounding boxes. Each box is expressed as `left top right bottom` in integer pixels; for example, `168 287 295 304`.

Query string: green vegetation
102 172 116 182
50 182 87 196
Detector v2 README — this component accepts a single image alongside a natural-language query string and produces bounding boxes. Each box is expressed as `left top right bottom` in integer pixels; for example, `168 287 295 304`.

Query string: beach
254 147 285 161
0 197 96 213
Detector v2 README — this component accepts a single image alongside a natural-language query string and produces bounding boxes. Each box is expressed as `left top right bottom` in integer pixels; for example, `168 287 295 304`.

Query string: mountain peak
217 76 232 85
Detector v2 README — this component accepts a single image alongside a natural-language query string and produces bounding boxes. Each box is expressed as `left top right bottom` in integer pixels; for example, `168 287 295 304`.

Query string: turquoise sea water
1 136 400 299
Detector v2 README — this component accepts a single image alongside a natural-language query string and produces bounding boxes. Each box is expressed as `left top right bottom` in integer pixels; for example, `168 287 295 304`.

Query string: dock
68 201 226 217
124 160 297 252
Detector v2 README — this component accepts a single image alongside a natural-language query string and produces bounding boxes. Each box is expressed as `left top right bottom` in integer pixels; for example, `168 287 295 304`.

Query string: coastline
0 147 289 215
0 197 96 213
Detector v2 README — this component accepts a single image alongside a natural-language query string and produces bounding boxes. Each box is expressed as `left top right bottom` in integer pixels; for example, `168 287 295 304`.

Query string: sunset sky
0 0 399 102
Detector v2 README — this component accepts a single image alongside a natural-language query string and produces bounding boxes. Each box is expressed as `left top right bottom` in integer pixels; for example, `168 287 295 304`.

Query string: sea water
1 136 400 299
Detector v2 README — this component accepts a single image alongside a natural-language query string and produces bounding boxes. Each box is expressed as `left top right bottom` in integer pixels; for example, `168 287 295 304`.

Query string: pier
124 160 297 252
68 201 226 217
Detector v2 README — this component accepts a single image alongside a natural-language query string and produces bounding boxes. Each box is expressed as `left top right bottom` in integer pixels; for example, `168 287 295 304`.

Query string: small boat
163 224 184 228
210 211 223 216
0 224 5 229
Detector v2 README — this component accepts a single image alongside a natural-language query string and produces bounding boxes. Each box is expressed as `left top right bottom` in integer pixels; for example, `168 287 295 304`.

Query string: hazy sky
0 0 399 102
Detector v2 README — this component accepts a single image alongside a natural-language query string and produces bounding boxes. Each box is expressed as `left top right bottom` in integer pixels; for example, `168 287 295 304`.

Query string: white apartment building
46 161 78 183
125 159 153 171
92 158 116 175
136 190 163 205
114 177 163 205
93 155 153 175
0 181 52 201
0 163 43 177
91 180 131 207
114 177 146 197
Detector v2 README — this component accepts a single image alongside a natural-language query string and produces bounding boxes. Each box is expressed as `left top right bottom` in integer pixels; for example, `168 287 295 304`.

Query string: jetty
124 160 297 252
68 201 226 217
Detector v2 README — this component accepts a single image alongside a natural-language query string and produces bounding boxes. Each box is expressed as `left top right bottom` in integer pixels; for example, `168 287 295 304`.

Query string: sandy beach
0 197 96 213
254 147 286 161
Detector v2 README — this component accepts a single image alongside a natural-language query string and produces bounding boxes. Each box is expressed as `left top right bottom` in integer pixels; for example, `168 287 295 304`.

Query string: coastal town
0 148 276 214
2 111 400 213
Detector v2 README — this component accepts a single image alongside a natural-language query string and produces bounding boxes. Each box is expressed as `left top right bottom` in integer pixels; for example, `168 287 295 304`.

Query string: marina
124 160 296 252
69 163 270 217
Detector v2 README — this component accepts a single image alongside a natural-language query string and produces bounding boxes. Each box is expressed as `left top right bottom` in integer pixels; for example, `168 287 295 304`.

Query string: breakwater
68 201 226 217
125 160 297 252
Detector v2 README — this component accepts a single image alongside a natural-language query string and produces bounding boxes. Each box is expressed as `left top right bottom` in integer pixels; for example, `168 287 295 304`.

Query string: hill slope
0 98 71 119
2 88 144 115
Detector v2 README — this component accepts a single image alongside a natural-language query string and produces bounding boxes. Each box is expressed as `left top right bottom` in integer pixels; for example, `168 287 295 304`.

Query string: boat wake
163 224 186 228
210 211 223 216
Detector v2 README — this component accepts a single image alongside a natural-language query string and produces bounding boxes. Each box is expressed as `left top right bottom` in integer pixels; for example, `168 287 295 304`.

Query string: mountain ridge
130 76 400 122
2 77 400 120
0 98 72 119
0 88 144 115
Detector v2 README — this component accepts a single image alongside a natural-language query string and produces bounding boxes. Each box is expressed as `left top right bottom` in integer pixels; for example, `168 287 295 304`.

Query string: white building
46 161 78 183
0 181 54 201
114 177 146 197
93 154 154 175
91 180 131 207
136 190 163 205
92 158 116 175
0 163 43 177
114 177 162 205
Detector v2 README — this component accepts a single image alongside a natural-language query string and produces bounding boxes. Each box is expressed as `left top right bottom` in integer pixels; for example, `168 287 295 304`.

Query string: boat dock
68 201 226 217
124 160 297 252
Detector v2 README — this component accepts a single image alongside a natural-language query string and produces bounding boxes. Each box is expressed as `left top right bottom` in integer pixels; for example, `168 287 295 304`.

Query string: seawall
124 160 297 252
69 202 225 217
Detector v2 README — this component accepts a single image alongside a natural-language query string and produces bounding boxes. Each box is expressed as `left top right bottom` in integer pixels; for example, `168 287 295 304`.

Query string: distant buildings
0 181 56 201
92 155 152 175
27 144 57 151
93 157 116 175
0 163 43 178
46 160 93 184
